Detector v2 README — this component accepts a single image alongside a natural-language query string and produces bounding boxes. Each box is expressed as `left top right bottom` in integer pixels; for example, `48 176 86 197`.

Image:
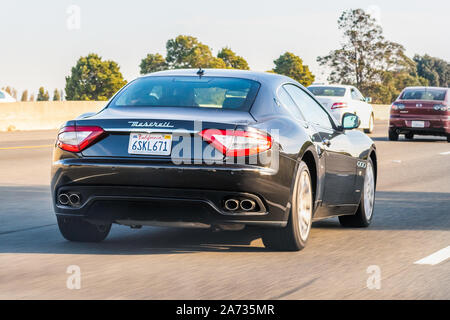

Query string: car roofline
137 68 293 83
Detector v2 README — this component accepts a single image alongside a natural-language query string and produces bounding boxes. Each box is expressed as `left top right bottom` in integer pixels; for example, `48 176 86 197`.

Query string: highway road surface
0 122 449 299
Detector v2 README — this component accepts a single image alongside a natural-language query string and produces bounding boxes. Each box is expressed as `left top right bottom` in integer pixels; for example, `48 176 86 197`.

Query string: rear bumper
51 158 294 228
389 116 450 135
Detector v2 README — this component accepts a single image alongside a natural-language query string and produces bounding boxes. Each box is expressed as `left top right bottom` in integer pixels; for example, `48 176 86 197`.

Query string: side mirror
342 113 360 130
365 97 372 103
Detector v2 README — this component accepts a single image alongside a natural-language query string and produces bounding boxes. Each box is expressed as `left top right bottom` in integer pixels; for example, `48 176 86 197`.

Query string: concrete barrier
0 101 392 132
372 105 390 121
0 101 106 131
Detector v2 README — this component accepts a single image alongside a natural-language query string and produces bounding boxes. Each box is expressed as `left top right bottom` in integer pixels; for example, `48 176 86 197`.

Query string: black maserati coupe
51 69 377 251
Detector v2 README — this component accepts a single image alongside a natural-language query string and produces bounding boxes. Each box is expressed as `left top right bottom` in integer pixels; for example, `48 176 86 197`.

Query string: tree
217 47 249 70
3 86 18 99
53 89 61 101
37 87 50 101
20 90 28 102
3 86 12 95
139 53 168 74
317 8 427 103
166 35 226 69
65 53 127 101
272 52 315 86
29 94 35 102
317 9 414 89
414 54 449 87
365 71 428 104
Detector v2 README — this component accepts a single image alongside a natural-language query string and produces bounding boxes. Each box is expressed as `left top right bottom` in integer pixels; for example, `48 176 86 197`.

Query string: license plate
411 121 425 128
128 133 172 155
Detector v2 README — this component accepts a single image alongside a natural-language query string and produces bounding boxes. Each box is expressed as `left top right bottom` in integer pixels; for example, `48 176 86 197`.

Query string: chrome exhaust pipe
224 199 240 211
240 199 256 211
69 194 81 206
58 193 70 205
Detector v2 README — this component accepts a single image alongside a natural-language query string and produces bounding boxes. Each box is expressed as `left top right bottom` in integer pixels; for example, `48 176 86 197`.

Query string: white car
307 85 374 133
0 90 16 103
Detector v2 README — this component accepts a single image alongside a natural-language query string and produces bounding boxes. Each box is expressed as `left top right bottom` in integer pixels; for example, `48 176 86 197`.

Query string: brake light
331 102 348 109
391 103 405 110
433 104 448 111
57 126 105 152
199 129 272 157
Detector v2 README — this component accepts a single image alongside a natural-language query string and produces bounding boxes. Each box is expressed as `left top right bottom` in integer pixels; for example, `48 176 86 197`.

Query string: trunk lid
315 97 349 110
399 100 440 116
76 106 256 162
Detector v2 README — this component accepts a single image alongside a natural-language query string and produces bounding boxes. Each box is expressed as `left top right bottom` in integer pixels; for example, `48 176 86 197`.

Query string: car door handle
322 138 331 147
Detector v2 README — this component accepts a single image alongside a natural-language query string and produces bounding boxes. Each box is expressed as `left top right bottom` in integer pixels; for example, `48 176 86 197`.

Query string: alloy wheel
297 170 313 241
364 162 375 220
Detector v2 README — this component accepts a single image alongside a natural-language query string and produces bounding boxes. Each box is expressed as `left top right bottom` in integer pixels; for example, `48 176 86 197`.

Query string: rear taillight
331 102 348 109
199 129 272 157
391 102 405 110
57 126 105 152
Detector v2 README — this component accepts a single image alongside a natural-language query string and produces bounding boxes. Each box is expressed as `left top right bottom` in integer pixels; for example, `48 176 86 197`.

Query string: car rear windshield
109 76 261 111
307 86 346 97
400 88 447 101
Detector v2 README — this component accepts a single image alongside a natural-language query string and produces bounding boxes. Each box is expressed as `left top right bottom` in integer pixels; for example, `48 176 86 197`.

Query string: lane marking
414 246 450 266
0 144 53 150
439 151 450 155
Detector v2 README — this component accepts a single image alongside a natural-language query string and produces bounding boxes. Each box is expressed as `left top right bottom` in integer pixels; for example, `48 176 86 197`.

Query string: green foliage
139 53 168 74
53 89 61 101
217 47 249 70
37 87 50 101
3 86 12 95
140 36 251 75
65 53 127 101
273 52 315 86
414 54 449 87
2 86 17 99
165 35 227 69
365 72 428 104
318 8 428 103
20 90 28 102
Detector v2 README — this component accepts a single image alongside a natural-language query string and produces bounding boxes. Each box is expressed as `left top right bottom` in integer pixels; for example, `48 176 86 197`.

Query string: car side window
277 87 304 121
283 84 333 129
351 88 365 101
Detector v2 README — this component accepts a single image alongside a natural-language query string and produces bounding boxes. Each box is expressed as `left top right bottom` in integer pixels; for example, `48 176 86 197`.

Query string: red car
389 87 449 142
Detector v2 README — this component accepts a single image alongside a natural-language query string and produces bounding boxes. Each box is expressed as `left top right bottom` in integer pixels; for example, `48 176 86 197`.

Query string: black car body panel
51 69 377 229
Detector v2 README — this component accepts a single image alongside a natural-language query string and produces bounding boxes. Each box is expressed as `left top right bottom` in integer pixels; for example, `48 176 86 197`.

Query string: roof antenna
197 67 204 77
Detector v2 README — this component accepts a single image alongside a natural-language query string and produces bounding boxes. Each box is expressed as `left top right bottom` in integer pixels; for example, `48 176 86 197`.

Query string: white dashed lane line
414 246 450 266
439 151 450 155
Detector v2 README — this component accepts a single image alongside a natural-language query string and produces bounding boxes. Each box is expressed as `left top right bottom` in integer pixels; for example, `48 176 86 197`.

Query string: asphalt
0 122 449 299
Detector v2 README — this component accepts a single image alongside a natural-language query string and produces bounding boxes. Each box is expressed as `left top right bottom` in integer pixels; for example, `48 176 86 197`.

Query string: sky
0 0 449 98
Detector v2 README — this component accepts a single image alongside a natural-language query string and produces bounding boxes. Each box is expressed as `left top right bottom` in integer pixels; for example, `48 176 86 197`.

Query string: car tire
405 132 414 140
388 129 399 141
363 114 374 134
447 135 450 143
57 216 111 242
262 161 313 251
339 158 375 228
